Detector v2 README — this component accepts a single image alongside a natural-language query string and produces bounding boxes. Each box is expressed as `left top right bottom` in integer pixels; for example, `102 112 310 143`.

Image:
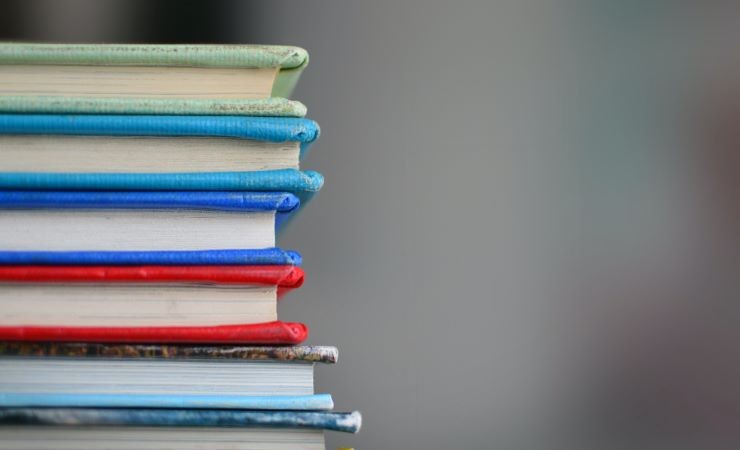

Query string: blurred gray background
2 1 740 449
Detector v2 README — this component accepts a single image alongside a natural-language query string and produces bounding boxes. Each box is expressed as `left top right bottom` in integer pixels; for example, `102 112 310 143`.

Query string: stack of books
0 43 359 450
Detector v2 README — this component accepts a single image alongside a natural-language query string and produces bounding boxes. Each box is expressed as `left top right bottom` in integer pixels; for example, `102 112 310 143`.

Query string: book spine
0 190 299 212
0 409 361 433
0 342 338 363
0 43 308 69
0 115 320 143
0 170 323 192
0 393 333 411
0 321 308 344
0 249 302 266
0 265 304 287
0 97 308 117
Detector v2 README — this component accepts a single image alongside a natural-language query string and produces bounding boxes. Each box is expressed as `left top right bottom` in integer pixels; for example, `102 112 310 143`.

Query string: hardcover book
0 344 334 408
0 115 320 172
0 265 304 327
0 43 309 116
0 191 300 251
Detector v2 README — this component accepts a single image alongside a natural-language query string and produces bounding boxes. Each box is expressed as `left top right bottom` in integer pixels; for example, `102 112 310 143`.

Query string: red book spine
0 321 308 345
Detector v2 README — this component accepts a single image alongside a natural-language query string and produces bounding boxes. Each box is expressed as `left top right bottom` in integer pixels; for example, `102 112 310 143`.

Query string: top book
0 43 309 116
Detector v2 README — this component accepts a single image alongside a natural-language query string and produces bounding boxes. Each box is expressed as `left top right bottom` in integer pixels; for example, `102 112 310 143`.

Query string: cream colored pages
0 65 278 99
0 284 276 326
0 135 300 172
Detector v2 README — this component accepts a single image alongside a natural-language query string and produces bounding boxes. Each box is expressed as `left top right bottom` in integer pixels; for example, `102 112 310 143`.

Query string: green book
0 43 309 116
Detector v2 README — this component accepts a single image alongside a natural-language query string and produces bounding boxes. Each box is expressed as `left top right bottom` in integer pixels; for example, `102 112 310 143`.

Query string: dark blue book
0 191 298 252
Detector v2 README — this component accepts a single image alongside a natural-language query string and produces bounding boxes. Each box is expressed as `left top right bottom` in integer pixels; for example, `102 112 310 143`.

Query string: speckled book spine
0 97 307 117
0 342 338 364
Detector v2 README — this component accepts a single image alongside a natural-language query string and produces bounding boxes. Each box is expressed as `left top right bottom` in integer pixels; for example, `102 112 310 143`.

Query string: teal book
0 43 309 116
0 114 323 202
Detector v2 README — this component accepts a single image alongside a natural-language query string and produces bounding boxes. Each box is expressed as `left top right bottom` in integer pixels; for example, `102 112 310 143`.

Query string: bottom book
0 408 361 450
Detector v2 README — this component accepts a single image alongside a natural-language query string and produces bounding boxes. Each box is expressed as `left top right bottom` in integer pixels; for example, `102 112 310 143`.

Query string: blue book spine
0 191 299 212
0 170 324 195
0 393 334 411
0 409 362 434
0 249 302 266
0 115 321 158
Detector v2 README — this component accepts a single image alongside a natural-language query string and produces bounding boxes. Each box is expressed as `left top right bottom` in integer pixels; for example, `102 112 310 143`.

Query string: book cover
0 115 321 158
0 343 338 364
0 170 324 206
0 265 304 297
0 321 308 344
0 248 302 266
0 190 298 211
0 393 333 411
0 408 361 433
0 97 307 117
0 43 309 99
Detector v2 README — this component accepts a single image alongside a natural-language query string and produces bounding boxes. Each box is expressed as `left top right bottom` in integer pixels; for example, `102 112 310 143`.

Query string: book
0 408 361 433
0 191 299 251
0 115 320 172
0 248 303 266
0 43 308 116
0 265 304 327
0 344 335 409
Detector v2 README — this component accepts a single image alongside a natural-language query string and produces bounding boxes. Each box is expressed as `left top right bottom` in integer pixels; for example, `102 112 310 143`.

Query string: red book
0 266 306 331
0 321 308 344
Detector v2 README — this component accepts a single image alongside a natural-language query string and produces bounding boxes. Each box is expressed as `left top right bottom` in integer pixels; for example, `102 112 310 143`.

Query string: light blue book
0 115 323 205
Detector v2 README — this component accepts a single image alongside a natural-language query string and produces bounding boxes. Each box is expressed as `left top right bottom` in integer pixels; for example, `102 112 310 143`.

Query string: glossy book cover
0 408 361 433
